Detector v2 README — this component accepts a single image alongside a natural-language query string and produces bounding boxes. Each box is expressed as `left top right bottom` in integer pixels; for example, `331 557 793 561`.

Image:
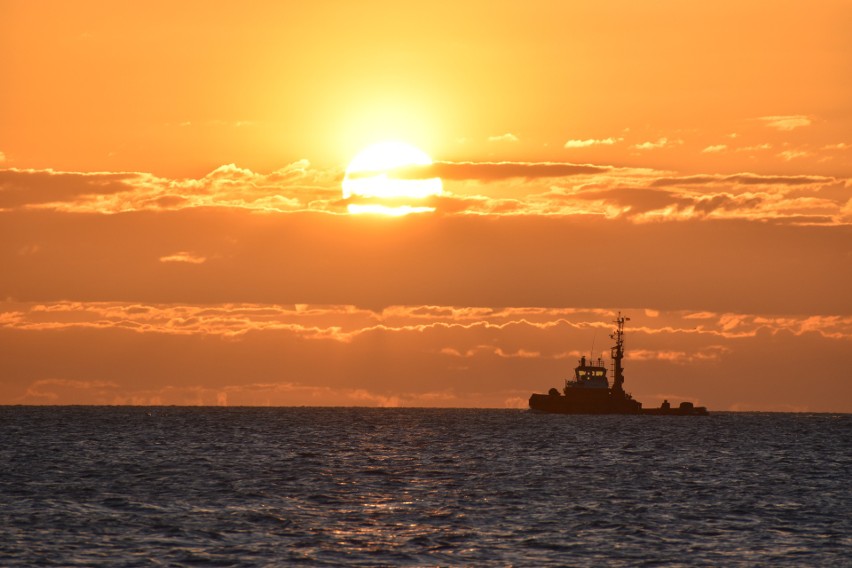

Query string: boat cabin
567 355 609 390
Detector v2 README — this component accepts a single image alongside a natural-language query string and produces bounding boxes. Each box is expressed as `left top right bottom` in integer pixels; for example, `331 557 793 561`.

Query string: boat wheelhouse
570 355 609 390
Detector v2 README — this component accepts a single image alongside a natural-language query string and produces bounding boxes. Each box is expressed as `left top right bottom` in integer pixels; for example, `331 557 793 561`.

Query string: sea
1 407 849 567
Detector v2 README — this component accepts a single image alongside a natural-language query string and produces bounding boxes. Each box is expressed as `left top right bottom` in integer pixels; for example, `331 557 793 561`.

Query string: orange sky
2 1 851 411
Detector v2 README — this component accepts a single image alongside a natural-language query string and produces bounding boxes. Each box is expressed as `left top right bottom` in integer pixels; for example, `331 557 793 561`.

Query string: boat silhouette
529 313 708 415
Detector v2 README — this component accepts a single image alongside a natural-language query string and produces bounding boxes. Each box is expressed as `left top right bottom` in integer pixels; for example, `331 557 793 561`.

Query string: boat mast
610 312 630 394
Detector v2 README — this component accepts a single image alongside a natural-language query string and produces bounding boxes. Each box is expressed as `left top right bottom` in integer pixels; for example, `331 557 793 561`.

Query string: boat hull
529 393 708 416
641 406 708 416
528 391 642 415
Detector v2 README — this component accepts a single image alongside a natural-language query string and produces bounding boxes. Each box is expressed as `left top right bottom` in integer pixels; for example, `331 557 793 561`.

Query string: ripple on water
0 407 849 566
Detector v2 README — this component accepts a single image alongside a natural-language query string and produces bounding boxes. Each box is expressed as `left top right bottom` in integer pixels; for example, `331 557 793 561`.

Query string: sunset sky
2 1 851 411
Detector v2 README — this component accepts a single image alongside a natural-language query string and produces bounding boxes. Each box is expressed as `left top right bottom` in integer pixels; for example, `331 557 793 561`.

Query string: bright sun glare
342 141 442 215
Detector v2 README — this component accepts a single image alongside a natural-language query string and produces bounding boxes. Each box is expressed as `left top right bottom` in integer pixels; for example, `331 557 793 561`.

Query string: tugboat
529 313 708 415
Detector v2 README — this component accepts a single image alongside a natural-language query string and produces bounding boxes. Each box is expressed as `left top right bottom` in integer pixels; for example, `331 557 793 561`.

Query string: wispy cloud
0 169 137 209
426 161 610 181
487 133 519 143
564 137 620 149
5 302 852 341
778 149 811 161
9 303 852 347
702 144 728 153
159 251 207 264
759 115 812 131
22 378 119 403
632 137 681 150
629 345 729 364
13 375 459 407
650 173 833 187
737 143 772 152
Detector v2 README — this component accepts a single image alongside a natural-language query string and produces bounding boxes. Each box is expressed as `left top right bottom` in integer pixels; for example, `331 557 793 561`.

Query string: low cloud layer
2 163 848 226
2 302 849 411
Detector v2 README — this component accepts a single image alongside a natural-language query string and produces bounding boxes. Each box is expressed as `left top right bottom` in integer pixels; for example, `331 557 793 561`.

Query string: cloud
737 143 772 152
159 251 207 264
759 115 812 131
434 161 613 180
4 162 845 223
0 161 338 214
2 160 615 215
13 378 459 407
632 137 681 150
564 137 620 149
381 161 613 182
778 149 811 161
6 302 851 343
702 144 727 153
487 133 519 143
2 303 851 411
0 151 5 163
564 187 774 221
629 345 729 364
0 169 138 209
542 168 845 223
21 378 120 403
650 173 834 187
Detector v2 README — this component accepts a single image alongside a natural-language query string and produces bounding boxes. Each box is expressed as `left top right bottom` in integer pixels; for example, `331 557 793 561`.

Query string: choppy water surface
1 407 850 566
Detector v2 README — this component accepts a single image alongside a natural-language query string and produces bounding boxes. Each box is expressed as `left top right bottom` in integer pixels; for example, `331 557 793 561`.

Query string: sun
342 141 442 215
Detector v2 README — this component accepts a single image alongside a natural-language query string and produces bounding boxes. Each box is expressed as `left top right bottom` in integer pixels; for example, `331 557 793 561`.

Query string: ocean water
0 407 849 566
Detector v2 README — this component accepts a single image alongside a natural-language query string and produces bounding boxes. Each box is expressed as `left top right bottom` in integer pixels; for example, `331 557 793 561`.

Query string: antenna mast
590 331 596 362
610 312 630 394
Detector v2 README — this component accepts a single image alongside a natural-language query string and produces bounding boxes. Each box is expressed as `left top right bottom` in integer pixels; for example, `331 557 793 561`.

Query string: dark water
1 408 850 566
